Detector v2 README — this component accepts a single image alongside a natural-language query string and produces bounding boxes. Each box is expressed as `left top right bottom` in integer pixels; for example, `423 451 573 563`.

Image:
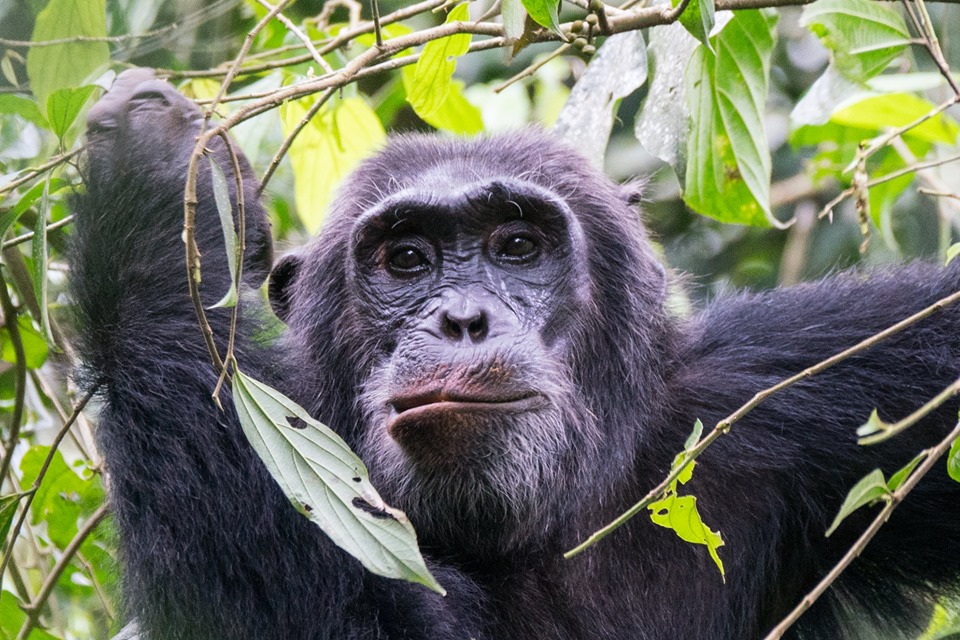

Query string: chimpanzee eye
387 246 429 274
497 234 539 262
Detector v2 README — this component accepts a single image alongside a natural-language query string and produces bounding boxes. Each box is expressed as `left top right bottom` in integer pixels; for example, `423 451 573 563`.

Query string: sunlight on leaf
647 420 724 578
280 96 386 232
407 2 472 120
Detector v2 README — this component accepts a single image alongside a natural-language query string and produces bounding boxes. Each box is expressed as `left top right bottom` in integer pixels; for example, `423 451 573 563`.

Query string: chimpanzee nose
440 305 489 342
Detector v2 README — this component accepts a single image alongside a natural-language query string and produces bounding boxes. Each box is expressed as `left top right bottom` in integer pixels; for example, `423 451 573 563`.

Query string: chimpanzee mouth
386 390 546 439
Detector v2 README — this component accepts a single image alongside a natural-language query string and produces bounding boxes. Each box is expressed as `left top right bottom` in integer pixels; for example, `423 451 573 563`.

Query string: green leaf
826 468 890 536
948 243 960 266
675 0 716 51
25 0 110 111
0 492 30 544
0 95 48 128
407 2 472 119
0 178 68 238
402 70 483 134
46 85 98 140
649 493 725 578
684 10 780 227
280 95 386 233
684 419 704 451
832 93 959 145
0 316 49 369
502 0 527 41
206 155 239 309
30 175 55 346
645 430 723 578
521 0 560 32
801 0 910 83
856 408 891 438
948 437 960 483
232 369 445 593
887 452 926 491
20 446 104 550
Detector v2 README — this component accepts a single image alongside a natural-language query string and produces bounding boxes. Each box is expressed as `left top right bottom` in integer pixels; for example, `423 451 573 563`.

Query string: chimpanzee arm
674 266 960 635
71 70 481 640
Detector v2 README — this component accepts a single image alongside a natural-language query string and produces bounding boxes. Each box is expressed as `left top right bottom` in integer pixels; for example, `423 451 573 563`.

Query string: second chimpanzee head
269 132 673 556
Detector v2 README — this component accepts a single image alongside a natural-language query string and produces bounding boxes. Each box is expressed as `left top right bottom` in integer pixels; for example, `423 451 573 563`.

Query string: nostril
468 316 487 341
441 313 463 340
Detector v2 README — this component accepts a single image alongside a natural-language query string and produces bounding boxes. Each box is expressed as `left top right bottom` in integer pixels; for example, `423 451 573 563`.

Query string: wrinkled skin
71 70 960 640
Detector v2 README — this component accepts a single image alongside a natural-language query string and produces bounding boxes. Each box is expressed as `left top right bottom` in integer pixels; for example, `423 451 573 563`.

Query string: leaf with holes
801 0 909 83
232 369 444 594
684 10 780 227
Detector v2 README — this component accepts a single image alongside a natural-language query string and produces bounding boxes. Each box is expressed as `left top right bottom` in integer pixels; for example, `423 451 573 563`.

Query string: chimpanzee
70 69 960 640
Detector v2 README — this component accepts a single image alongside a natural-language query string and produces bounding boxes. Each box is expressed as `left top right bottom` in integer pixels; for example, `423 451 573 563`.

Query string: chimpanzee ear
269 252 304 322
620 178 647 207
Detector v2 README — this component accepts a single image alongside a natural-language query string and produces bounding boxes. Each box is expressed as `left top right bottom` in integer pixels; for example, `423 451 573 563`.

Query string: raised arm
71 70 480 640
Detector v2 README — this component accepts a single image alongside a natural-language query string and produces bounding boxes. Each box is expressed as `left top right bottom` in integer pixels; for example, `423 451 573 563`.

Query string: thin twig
0 148 83 198
566 286 960 558
255 0 334 74
258 88 336 194
0 23 182 47
0 268 26 486
17 502 111 639
763 419 960 639
859 375 960 445
2 216 74 249
371 0 384 47
207 0 294 118
0 386 98 582
211 133 247 402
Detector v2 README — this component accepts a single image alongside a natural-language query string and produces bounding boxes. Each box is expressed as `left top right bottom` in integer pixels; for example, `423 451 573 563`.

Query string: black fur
71 70 960 640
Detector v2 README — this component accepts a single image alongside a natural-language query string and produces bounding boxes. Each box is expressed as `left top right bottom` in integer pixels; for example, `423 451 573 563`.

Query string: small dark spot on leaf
352 497 395 520
352 477 362 483
286 416 307 429
303 504 313 512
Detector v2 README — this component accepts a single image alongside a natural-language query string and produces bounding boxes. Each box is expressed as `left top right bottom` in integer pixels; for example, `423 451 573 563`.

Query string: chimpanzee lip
390 390 542 415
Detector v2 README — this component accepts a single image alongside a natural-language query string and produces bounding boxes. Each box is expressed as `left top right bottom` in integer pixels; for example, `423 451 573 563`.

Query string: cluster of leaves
2 0 960 637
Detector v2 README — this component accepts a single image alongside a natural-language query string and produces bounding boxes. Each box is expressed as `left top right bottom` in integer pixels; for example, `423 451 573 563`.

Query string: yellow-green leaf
402 68 482 134
26 0 110 111
407 2 472 120
826 468 890 536
521 0 560 33
649 493 725 578
280 96 386 232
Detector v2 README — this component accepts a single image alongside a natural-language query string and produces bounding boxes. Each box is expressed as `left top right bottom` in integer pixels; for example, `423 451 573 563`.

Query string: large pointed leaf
826 469 889 536
554 31 647 167
26 0 109 111
801 0 909 83
684 10 780 227
232 369 444 594
407 3 472 120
